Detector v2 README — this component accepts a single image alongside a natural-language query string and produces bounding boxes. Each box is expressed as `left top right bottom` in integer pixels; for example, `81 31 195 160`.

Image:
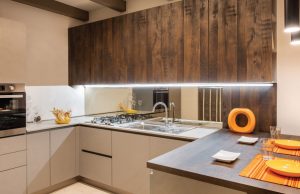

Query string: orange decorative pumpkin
228 108 256 133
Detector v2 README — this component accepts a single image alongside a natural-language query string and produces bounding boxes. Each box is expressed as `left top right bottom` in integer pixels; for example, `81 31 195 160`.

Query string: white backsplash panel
26 86 85 122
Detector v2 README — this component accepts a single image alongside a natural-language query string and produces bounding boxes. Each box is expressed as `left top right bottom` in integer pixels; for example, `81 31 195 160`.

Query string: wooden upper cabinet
69 0 275 85
207 0 275 82
148 2 184 83
127 11 149 83
69 24 91 85
236 0 275 82
184 0 209 82
90 21 103 84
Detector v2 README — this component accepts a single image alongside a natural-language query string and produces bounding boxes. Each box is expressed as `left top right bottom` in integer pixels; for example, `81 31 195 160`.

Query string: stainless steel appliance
0 84 26 138
153 88 169 110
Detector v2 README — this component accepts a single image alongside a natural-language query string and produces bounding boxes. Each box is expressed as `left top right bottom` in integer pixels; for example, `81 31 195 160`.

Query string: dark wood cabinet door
91 17 128 84
69 0 275 85
207 0 275 82
127 10 149 83
184 0 209 82
68 25 91 85
100 19 115 84
148 2 184 83
237 0 275 82
90 21 103 84
208 0 238 82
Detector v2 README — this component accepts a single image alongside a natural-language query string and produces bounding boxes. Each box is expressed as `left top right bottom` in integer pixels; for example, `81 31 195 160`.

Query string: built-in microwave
0 84 26 138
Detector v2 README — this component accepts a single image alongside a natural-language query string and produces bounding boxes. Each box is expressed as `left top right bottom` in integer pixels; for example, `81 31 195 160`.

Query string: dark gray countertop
147 129 300 194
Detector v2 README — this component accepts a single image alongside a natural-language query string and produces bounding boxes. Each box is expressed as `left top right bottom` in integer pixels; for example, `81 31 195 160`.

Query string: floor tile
50 182 112 194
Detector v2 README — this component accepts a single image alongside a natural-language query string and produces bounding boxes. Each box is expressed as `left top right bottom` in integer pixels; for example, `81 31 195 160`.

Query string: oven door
0 93 26 137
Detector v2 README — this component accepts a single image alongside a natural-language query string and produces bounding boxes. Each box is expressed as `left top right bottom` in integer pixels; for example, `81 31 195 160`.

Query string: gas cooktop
89 114 153 126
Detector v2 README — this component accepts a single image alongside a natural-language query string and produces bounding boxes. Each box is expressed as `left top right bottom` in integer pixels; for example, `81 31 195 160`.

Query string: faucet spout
152 102 168 125
170 102 176 123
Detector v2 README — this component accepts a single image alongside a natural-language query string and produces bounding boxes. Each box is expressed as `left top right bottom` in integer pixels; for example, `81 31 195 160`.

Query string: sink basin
120 122 194 134
149 118 223 129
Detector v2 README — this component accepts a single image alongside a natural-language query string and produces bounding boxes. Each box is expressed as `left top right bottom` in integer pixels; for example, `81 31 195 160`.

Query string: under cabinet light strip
84 83 274 88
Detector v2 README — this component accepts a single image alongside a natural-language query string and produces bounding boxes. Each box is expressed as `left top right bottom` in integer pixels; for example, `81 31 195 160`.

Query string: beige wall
89 0 182 22
0 0 82 85
277 1 300 135
181 88 198 120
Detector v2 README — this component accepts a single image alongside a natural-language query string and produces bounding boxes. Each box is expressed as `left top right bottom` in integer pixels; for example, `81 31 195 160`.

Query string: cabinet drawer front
0 151 26 171
0 135 26 155
80 127 111 155
80 151 112 186
0 166 26 194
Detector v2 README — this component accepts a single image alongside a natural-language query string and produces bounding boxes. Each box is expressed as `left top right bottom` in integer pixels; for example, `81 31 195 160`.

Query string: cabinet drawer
80 151 112 186
0 151 26 171
0 166 26 194
80 127 111 155
0 135 26 155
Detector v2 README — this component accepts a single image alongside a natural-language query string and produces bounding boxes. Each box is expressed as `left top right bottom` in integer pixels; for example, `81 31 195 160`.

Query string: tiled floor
51 182 113 194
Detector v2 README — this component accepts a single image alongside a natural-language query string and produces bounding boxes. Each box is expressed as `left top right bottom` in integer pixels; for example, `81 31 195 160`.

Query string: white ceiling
55 0 104 11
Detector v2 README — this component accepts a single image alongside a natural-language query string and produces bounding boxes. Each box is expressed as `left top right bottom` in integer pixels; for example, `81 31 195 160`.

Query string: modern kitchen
0 0 300 194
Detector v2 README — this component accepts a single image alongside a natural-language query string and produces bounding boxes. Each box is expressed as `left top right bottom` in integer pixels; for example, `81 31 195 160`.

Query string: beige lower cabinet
150 170 246 194
80 151 112 185
0 135 27 194
50 127 77 185
0 166 26 194
112 132 188 194
112 132 150 194
149 137 188 159
27 131 51 194
79 127 112 186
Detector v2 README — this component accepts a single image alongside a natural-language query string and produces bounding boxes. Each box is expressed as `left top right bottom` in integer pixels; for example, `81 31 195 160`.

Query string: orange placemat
240 154 300 189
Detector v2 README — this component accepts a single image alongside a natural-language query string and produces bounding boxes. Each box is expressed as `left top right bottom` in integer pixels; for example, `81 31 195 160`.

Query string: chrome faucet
152 102 168 125
170 102 176 123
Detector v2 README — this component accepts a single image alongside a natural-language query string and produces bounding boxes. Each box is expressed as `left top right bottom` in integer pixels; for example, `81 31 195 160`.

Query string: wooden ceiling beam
11 0 89 21
90 0 126 12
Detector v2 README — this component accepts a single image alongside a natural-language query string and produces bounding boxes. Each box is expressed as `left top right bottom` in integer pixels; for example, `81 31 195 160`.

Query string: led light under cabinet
84 83 274 88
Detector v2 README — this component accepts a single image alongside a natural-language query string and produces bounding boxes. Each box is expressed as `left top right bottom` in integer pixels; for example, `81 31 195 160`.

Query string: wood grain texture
112 16 127 83
128 11 149 83
237 0 274 82
184 0 209 82
69 0 276 84
90 21 103 84
68 25 91 85
208 0 238 82
148 2 184 83
101 19 114 84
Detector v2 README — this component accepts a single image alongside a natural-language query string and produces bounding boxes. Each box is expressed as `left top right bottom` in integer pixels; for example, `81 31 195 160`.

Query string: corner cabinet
112 131 188 194
69 0 276 85
68 25 91 85
27 127 77 194
50 127 77 185
27 132 50 194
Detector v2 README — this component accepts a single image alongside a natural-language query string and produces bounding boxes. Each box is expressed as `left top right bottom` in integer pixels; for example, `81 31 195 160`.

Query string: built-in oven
153 88 169 110
0 84 26 138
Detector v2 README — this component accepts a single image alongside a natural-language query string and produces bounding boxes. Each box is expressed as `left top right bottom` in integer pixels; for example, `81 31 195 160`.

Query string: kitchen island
147 129 300 194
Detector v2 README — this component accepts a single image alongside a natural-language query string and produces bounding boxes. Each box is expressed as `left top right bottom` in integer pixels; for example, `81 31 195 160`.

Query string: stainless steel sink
120 122 194 134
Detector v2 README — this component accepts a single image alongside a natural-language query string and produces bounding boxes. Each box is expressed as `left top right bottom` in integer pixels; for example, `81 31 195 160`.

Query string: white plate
212 150 240 163
238 136 259 144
